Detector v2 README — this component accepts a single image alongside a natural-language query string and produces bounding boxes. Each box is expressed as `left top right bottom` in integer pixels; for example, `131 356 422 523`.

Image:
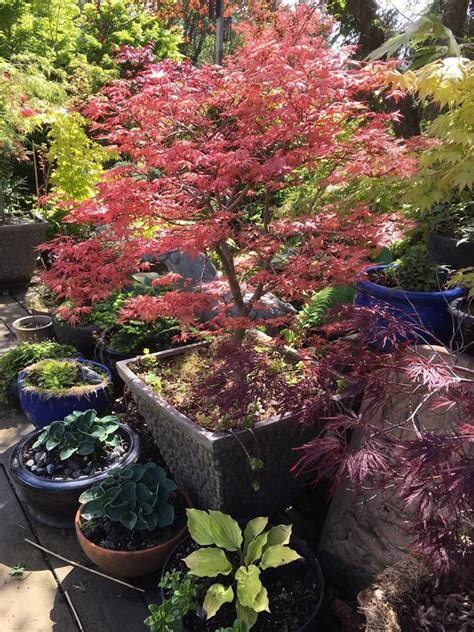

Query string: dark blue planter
9 423 140 528
354 265 466 345
18 359 113 429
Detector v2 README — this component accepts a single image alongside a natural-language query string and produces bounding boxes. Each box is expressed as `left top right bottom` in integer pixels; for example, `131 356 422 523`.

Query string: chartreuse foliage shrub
0 340 76 403
389 57 474 210
0 0 180 93
145 510 301 631
80 463 177 531
33 409 120 461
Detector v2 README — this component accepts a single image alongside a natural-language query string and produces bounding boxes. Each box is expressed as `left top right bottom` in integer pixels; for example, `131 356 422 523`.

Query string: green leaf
80 499 104 520
244 533 268 566
235 565 268 612
203 583 234 619
209 511 243 551
264 524 292 549
259 545 301 570
186 509 214 546
183 548 233 578
120 511 138 530
156 502 174 528
236 601 258 630
59 445 77 460
243 517 268 555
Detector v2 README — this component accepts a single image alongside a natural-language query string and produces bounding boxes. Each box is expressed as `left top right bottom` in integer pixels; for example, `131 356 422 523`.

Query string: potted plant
0 174 49 289
75 463 190 577
354 245 465 344
17 357 112 427
12 314 54 343
52 304 103 357
448 267 474 356
117 334 321 517
43 11 416 513
426 200 474 269
0 340 77 404
10 409 140 527
145 509 324 631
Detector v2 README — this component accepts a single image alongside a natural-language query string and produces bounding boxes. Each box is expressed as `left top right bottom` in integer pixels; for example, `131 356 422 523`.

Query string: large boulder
317 346 474 595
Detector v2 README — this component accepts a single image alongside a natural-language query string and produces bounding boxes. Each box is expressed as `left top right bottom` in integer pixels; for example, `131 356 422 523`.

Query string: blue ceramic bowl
18 358 113 428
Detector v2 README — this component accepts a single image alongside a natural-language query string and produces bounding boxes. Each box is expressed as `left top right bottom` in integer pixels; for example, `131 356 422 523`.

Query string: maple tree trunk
441 0 471 37
345 0 387 60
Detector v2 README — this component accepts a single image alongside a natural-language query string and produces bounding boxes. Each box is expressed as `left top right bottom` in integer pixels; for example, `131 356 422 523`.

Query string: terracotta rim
75 489 191 556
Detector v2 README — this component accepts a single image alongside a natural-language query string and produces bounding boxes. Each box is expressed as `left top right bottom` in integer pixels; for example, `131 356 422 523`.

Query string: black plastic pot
428 232 474 269
161 535 324 632
9 423 140 528
448 298 474 356
52 312 102 358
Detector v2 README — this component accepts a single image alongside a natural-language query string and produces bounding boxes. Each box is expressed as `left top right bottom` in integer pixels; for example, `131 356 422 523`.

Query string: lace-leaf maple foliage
42 6 417 331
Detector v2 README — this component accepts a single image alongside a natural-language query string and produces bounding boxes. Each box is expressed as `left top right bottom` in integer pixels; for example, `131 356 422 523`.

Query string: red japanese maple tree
43 6 416 331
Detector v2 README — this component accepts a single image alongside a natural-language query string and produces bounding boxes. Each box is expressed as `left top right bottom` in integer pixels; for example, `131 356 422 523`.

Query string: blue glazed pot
18 359 113 429
354 265 466 344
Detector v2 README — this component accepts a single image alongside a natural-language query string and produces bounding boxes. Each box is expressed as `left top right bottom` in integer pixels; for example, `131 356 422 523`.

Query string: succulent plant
79 463 177 531
33 409 120 461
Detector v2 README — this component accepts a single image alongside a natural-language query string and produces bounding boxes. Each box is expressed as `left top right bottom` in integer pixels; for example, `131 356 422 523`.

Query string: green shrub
374 245 449 292
80 463 177 531
33 409 120 461
0 341 76 403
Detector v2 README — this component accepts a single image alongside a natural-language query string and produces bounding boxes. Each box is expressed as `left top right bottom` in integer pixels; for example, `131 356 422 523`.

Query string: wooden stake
64 590 85 632
24 538 145 593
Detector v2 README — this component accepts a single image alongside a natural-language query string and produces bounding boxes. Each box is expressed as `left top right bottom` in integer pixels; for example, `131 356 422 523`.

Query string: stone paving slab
0 293 29 352
0 407 153 632
0 465 78 632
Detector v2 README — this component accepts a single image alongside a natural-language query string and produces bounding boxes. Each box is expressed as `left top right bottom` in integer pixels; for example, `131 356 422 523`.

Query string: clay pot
75 491 191 577
12 315 54 343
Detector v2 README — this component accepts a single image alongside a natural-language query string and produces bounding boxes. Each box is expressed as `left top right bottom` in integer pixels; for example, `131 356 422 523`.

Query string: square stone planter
117 341 315 517
0 216 49 289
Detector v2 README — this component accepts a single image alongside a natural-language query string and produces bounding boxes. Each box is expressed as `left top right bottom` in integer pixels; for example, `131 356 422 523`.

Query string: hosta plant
33 409 120 461
184 510 301 629
79 463 177 531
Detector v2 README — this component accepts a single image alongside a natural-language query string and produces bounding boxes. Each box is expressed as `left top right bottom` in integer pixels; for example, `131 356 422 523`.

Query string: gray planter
0 216 49 289
117 342 313 517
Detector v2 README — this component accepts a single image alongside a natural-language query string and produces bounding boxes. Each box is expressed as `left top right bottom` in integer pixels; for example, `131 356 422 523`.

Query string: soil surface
131 337 303 431
164 538 322 631
80 491 186 551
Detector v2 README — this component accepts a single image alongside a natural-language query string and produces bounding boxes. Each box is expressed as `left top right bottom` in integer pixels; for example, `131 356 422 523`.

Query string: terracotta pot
75 491 191 577
12 315 54 343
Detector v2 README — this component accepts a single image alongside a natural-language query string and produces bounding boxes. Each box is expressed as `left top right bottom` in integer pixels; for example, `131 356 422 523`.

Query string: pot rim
160 533 325 630
12 315 53 331
75 489 191 556
18 357 113 396
357 264 466 301
10 422 139 491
